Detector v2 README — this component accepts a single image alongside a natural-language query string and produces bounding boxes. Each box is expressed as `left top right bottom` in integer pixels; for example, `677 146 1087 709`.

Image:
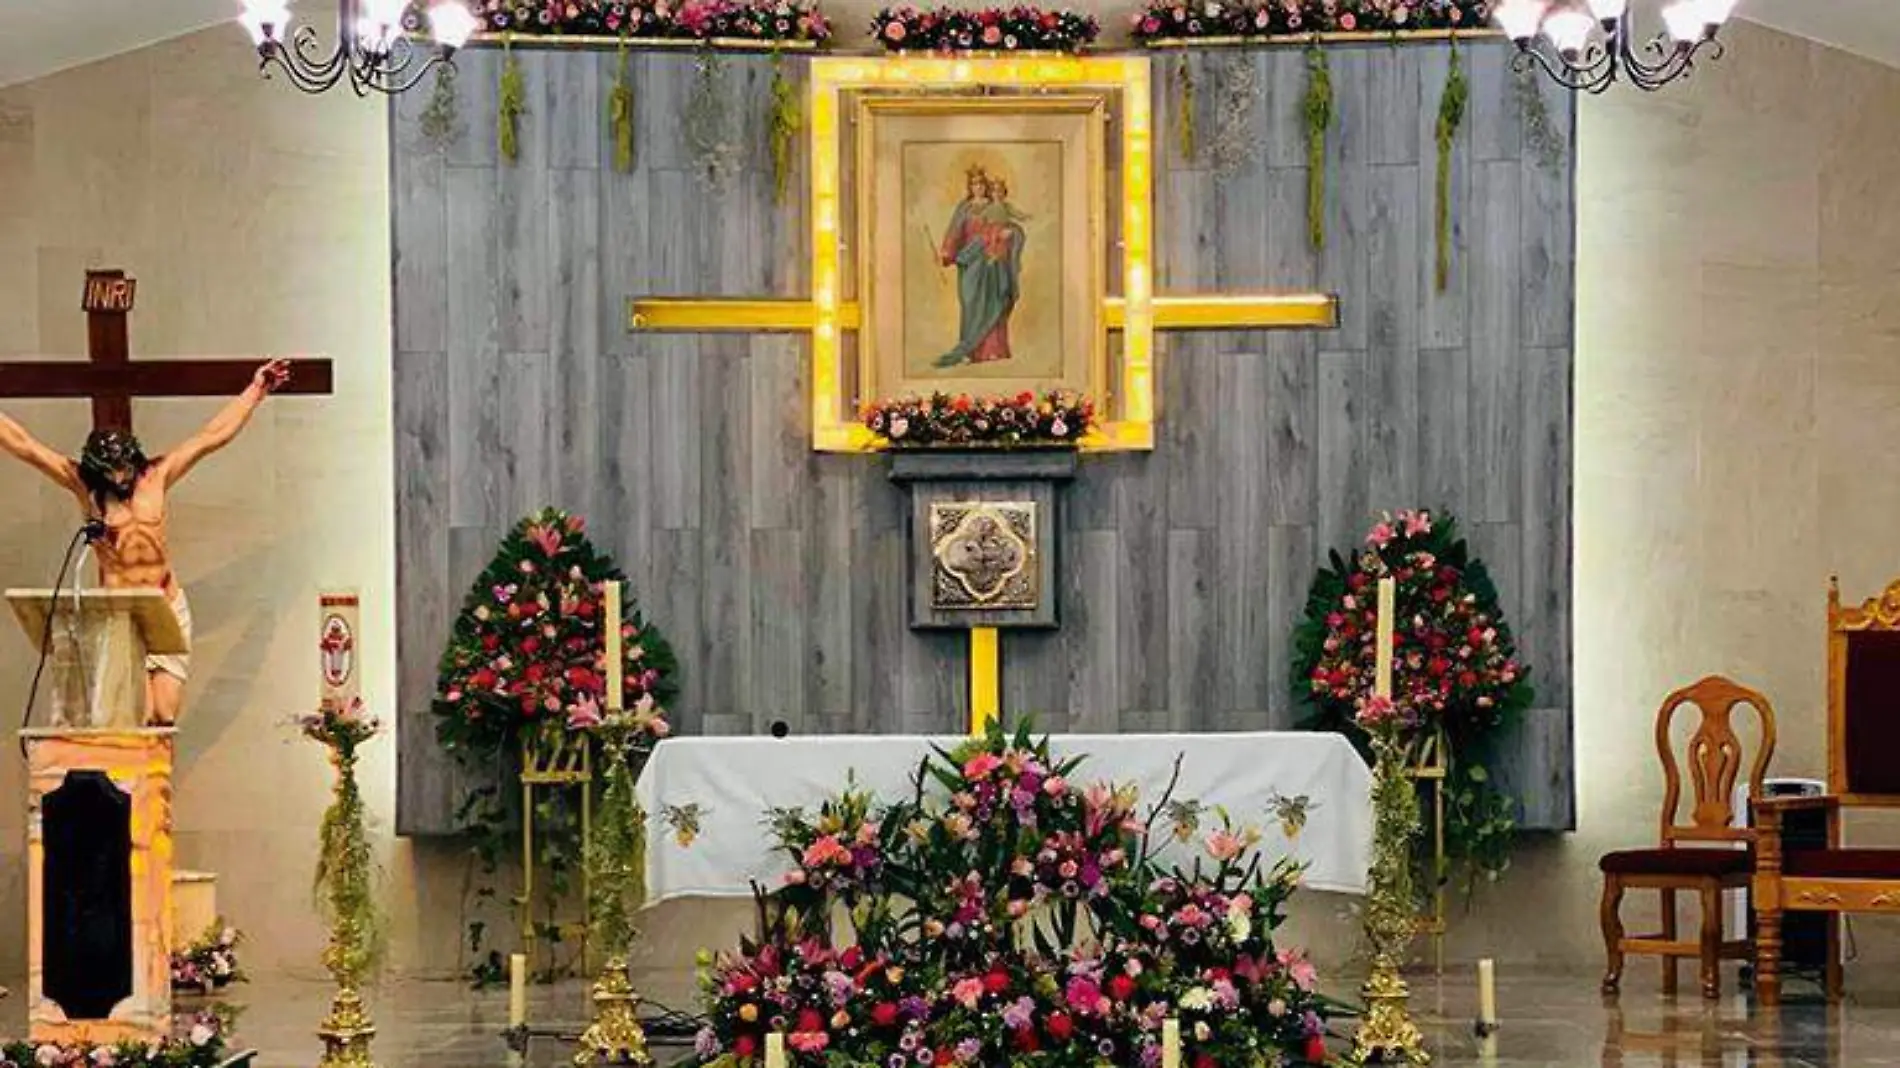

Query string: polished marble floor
152 966 1900 1067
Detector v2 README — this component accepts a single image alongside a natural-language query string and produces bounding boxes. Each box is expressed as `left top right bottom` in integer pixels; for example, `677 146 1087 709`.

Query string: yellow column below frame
969 627 1000 736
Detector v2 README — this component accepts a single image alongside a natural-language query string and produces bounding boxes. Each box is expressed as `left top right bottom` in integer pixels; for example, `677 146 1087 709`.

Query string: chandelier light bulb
1494 0 1548 42
1542 8 1596 57
238 0 292 45
1585 0 1628 22
1659 0 1707 42
1695 0 1738 28
428 2 481 49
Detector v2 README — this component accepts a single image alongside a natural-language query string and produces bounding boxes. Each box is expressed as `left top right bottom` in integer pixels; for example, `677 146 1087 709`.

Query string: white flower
1226 902 1252 942
474 605 491 621
1051 417 1069 437
1205 1 1221 15
35 1046 61 1067
189 1022 216 1047
891 416 910 439
1193 1021 1211 1042
1178 986 1214 1012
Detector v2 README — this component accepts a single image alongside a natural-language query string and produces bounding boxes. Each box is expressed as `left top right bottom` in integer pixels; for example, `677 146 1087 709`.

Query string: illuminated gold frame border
810 55 1155 452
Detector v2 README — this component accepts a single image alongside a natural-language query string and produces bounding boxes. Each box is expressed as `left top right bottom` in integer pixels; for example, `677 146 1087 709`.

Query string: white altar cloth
635 732 1373 901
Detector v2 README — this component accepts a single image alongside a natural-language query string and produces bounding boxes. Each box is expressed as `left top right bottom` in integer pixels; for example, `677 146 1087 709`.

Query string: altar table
634 732 1373 901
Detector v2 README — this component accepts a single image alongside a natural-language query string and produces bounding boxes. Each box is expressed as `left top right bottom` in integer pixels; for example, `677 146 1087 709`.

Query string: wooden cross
0 270 334 431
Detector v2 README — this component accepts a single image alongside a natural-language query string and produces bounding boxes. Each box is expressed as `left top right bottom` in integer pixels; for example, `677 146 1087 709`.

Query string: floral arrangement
1293 507 1530 888
0 1010 233 1068
170 922 243 994
860 391 1095 449
403 0 831 43
870 6 1100 51
1131 0 1492 42
434 508 678 756
300 697 381 752
691 722 1334 1068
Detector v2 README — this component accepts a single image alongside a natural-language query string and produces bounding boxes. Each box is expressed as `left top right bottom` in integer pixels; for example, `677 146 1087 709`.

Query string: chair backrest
1655 676 1777 846
1829 577 1900 806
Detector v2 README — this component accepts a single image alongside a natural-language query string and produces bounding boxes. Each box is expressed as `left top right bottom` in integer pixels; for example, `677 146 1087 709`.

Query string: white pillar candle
604 580 623 712
1477 957 1498 1026
1162 1018 1181 1068
508 952 527 1027
1374 576 1396 699
765 1031 788 1068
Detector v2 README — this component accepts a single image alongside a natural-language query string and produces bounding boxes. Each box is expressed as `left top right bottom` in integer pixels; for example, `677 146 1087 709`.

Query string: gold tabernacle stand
519 726 595 975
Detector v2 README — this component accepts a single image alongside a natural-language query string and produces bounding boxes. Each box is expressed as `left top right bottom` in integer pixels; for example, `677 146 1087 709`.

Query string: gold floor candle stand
573 955 652 1067
573 714 653 1067
307 709 384 1068
1352 730 1431 1065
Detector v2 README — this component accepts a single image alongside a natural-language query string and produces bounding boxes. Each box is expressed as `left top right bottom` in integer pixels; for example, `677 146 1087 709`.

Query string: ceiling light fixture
238 0 479 96
1494 0 1735 92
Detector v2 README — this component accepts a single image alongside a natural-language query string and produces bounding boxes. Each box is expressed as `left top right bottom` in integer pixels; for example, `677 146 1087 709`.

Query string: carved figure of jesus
0 358 291 725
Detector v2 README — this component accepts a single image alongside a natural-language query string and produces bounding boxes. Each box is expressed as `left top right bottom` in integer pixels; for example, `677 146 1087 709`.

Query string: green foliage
1176 55 1196 164
768 52 802 204
500 42 527 163
587 736 649 959
610 45 636 174
420 63 463 151
315 734 383 989
1302 45 1333 251
1435 45 1469 293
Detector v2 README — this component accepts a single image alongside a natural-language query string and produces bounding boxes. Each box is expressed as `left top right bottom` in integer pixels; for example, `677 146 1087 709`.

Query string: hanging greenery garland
420 63 463 151
1207 55 1259 178
1293 509 1533 894
499 40 527 163
687 52 743 189
1176 55 1197 164
1516 63 1565 172
1435 44 1468 294
768 52 802 204
609 44 636 174
1302 45 1332 251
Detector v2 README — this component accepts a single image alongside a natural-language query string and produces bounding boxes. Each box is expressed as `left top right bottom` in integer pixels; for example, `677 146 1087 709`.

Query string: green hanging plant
499 40 527 163
1435 45 1468 293
768 51 802 204
1515 63 1564 172
419 63 463 151
687 52 742 189
1302 45 1333 252
1176 54 1196 164
609 44 636 174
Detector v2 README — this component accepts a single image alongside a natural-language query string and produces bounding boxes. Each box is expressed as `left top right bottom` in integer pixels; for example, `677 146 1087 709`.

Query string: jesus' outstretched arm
0 411 84 497
155 358 291 487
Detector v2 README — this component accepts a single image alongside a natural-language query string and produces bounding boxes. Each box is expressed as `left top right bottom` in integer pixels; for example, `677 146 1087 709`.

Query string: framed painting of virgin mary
856 95 1107 402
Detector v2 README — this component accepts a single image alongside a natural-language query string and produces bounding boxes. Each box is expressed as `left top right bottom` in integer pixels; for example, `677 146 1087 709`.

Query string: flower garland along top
404 0 832 43
1293 508 1530 743
1131 0 1493 42
871 6 1100 51
861 391 1095 448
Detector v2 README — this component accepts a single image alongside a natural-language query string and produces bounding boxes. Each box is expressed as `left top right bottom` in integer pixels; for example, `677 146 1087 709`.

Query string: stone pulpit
6 587 186 1043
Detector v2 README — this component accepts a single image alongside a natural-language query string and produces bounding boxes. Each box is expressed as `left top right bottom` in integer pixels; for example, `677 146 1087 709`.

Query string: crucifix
0 270 334 429
627 56 1338 731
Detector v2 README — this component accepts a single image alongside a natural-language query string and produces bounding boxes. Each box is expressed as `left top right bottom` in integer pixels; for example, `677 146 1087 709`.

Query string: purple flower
900 1032 921 1053
901 996 932 1020
954 1038 982 1063
694 1028 721 1058
1001 996 1035 1029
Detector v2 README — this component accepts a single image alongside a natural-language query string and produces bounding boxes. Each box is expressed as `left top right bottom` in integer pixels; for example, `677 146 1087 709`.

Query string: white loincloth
145 586 192 682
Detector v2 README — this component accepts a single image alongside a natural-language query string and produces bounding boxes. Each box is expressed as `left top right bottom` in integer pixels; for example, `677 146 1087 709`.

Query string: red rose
797 1009 825 1034
840 945 864 970
871 1002 900 1027
983 969 1011 994
733 1035 757 1059
1305 1034 1329 1062
1458 671 1478 688
578 598 596 618
1194 1055 1217 1068
481 635 500 652
522 636 541 655
1012 1028 1040 1053
1046 1013 1074 1041
1108 974 1136 1001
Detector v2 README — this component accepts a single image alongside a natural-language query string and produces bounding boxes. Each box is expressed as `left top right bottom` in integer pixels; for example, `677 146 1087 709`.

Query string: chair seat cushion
1599 848 1753 877
1784 849 1900 878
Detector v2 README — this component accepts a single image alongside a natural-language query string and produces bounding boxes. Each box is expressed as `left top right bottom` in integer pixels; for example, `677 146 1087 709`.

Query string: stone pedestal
25 729 174 1044
888 449 1076 630
173 871 218 946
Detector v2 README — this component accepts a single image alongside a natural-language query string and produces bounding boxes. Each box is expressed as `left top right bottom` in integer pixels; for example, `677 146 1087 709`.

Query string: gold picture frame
808 55 1156 452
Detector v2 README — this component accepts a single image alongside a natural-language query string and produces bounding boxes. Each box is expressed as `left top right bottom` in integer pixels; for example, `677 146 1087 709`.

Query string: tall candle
604 580 623 712
1162 1018 1181 1068
508 952 527 1027
1374 576 1395 699
1477 957 1498 1026
765 1032 788 1068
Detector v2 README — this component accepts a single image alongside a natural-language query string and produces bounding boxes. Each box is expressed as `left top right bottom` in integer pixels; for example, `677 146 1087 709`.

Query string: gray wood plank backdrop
391 43 1576 836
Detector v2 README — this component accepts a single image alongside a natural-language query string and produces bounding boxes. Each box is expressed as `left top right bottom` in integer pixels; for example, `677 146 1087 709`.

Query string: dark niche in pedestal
889 449 1077 630
43 770 134 1020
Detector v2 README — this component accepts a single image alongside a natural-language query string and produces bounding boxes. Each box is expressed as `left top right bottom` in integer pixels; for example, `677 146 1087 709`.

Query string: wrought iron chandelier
238 0 480 96
1494 0 1738 92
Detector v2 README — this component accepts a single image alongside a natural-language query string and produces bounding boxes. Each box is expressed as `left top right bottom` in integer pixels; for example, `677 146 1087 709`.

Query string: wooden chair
1751 577 1900 1005
1600 676 1777 999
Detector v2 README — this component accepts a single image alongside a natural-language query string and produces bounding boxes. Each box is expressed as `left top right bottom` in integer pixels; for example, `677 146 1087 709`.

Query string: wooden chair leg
1755 904 1782 1006
1825 913 1844 1002
1698 882 1721 999
1601 874 1626 995
1660 887 1679 997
